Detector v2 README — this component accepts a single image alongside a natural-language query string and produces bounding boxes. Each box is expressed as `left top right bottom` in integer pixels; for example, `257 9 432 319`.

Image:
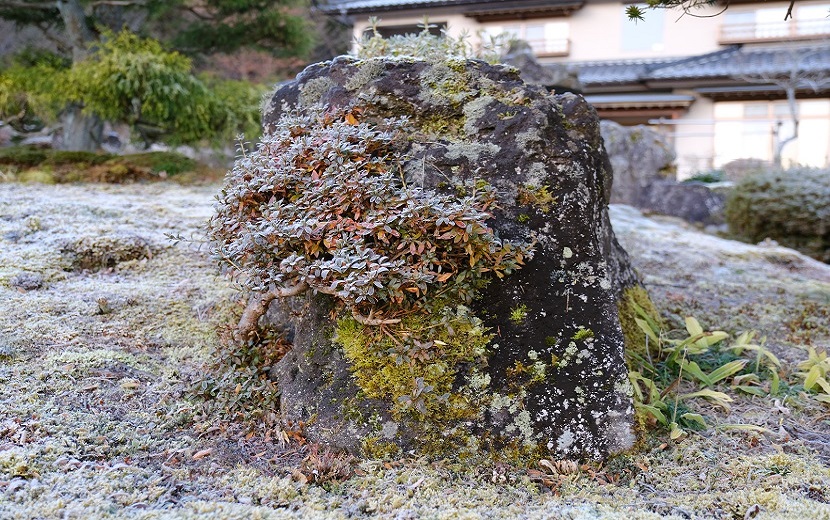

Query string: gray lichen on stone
299 77 337 107
259 56 643 461
344 58 386 91
444 142 501 162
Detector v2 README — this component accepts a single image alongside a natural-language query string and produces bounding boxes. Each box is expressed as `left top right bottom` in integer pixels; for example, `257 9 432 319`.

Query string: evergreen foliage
0 31 265 147
0 0 312 59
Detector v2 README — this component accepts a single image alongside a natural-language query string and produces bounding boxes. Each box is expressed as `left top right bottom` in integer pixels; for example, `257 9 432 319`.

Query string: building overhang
695 84 830 101
585 93 693 108
322 0 584 17
583 93 694 123
463 0 584 22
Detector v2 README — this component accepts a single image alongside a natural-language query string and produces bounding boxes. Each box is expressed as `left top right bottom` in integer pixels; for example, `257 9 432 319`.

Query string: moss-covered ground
0 185 828 519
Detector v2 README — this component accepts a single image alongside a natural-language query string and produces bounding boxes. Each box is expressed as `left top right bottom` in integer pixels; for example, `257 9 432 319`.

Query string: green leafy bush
1 31 265 148
725 166 830 262
0 49 68 132
683 170 724 184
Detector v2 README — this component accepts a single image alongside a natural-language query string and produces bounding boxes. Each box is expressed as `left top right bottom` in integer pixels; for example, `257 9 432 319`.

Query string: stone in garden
260 56 648 460
599 120 676 206
501 40 583 93
638 180 727 225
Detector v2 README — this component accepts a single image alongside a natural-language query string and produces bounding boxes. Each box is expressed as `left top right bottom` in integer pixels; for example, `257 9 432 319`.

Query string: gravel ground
1 182 829 520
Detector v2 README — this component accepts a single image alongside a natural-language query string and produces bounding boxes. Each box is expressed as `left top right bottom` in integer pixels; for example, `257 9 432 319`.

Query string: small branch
784 0 795 20
234 283 308 341
351 308 401 326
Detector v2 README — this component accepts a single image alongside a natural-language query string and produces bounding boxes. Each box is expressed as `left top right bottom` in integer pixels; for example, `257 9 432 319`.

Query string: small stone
10 272 43 291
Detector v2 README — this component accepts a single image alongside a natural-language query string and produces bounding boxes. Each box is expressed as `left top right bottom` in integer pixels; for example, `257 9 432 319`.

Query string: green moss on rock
618 285 663 359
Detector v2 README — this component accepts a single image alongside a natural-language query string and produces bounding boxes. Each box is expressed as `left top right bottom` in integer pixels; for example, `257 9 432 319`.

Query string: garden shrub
0 147 219 184
725 166 830 262
207 104 531 340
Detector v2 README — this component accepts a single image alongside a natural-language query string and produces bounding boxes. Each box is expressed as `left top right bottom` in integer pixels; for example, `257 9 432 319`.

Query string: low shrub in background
725 166 830 263
0 146 221 184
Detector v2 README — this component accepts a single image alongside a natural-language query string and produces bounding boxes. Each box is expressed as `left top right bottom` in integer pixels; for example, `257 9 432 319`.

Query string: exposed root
351 308 401 326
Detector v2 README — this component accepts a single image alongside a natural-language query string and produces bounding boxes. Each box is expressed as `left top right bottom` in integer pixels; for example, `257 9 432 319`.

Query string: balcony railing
526 38 571 58
719 18 830 44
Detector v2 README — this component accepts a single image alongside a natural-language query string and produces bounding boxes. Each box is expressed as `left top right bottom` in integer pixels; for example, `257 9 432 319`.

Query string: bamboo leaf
815 376 830 395
804 365 822 390
635 317 659 345
708 360 748 385
734 386 767 397
669 422 686 441
636 403 667 425
680 360 712 387
716 423 771 434
769 368 780 395
685 317 703 337
680 412 707 428
680 389 733 412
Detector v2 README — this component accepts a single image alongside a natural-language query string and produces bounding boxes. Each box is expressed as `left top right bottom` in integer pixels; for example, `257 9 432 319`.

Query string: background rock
500 40 582 93
639 180 727 225
600 120 675 206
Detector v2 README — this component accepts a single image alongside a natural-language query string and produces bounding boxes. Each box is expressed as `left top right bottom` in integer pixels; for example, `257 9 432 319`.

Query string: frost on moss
618 285 663 359
60 234 154 271
725 166 830 263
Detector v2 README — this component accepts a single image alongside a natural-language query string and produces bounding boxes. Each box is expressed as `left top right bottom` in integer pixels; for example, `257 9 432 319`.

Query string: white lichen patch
462 95 497 135
443 142 501 163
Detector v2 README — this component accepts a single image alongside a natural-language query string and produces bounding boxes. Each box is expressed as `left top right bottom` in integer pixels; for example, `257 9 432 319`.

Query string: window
482 21 569 56
715 101 829 168
754 8 788 39
621 5 664 52
797 5 830 35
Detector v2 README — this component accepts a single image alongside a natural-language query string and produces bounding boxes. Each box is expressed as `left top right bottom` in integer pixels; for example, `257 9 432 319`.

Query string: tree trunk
58 0 95 63
55 0 102 151
58 104 102 152
774 86 800 168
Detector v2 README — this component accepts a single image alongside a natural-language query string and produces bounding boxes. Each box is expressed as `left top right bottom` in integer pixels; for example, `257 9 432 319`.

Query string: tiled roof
575 57 682 85
649 43 830 80
572 43 830 86
322 0 491 14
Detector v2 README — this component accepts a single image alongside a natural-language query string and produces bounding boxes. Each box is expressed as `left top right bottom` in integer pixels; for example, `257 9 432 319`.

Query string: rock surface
501 40 582 93
638 180 727 225
260 56 642 460
599 120 675 206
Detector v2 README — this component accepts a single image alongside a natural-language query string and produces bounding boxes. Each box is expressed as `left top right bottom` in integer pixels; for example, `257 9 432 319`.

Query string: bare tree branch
234 283 308 341
351 308 401 326
784 0 795 21
733 44 830 166
90 0 147 6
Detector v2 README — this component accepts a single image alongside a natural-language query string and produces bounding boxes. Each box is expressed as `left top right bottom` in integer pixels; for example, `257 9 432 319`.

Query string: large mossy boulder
241 56 646 460
725 166 830 263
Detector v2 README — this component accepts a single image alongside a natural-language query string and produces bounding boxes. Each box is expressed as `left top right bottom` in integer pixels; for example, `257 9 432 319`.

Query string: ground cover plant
0 146 223 184
1 180 829 519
